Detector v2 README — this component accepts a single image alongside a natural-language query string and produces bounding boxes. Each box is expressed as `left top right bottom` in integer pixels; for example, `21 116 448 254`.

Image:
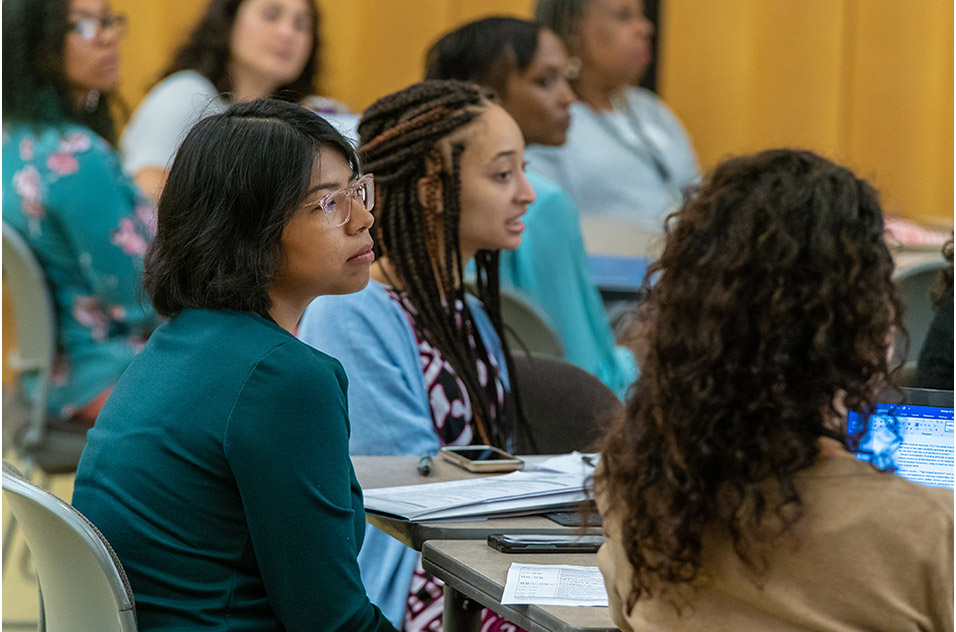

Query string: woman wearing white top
528 0 699 232
121 0 341 200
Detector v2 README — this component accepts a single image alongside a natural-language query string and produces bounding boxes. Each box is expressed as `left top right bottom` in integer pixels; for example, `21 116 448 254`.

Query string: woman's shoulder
148 70 221 100
806 455 954 520
305 281 399 321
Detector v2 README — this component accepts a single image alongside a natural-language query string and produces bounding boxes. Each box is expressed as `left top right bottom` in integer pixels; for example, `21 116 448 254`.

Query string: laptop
847 387 954 489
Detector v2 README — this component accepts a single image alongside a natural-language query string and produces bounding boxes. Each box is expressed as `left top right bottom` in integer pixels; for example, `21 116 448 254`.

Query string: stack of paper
363 453 596 522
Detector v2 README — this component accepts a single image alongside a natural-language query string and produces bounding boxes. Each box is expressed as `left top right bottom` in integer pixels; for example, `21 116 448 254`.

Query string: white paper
363 470 588 521
500 563 609 607
524 452 600 476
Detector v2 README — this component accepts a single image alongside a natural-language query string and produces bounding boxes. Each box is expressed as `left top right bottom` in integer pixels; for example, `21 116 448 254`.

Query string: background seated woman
73 99 395 632
425 16 636 398
2 0 159 427
120 0 343 200
595 149 953 631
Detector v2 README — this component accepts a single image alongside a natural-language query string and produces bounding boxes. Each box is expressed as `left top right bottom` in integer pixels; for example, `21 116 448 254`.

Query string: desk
422 540 617 632
352 456 601 551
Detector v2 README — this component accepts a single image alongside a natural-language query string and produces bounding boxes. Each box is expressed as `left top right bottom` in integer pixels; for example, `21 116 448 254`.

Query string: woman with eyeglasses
2 0 159 427
299 80 538 631
121 0 345 201
528 0 699 232
73 98 395 632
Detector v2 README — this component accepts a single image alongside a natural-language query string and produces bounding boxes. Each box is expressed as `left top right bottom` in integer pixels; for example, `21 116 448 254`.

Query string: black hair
2 0 119 143
160 0 320 101
534 0 589 44
358 80 533 451
424 17 542 99
144 98 358 317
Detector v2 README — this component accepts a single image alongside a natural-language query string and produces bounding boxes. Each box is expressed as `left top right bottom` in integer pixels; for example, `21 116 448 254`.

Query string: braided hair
358 80 533 451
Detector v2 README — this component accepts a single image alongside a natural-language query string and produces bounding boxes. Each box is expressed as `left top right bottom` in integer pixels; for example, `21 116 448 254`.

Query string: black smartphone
486 534 604 554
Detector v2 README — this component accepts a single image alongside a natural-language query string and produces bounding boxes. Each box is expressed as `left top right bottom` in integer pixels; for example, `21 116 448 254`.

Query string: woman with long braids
594 149 954 631
299 80 536 631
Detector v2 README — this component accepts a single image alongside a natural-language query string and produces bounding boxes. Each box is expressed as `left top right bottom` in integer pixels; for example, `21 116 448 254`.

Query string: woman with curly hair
594 149 954 631
120 0 341 200
299 80 536 631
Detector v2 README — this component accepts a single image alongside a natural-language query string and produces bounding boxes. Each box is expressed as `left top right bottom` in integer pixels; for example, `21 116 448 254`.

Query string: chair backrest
499 288 564 360
512 353 623 455
2 222 57 449
893 260 949 366
2 460 137 632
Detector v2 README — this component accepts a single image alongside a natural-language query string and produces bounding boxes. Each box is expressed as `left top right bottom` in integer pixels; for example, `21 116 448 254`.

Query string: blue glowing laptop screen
848 399 954 489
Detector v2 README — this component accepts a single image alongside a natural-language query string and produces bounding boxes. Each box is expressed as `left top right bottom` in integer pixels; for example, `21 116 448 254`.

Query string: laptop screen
847 388 955 489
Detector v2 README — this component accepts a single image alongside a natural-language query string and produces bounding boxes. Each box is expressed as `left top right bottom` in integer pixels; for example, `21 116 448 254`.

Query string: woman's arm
224 341 396 632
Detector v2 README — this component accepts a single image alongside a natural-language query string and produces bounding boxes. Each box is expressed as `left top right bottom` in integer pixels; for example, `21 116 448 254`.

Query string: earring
565 56 582 81
85 89 100 112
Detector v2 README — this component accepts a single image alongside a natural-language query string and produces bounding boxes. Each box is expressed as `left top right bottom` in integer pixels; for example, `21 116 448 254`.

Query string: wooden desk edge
422 540 618 632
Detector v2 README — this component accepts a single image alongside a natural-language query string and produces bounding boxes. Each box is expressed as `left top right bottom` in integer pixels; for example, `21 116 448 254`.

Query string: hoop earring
565 57 582 81
85 89 101 113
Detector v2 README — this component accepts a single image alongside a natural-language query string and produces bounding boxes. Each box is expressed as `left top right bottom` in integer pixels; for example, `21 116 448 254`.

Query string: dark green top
73 309 395 631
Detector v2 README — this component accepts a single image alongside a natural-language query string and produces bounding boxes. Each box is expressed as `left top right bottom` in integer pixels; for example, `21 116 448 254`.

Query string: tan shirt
598 455 954 632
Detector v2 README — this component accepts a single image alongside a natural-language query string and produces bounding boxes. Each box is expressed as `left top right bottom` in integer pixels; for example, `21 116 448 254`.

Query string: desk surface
422 540 617 632
352 456 600 551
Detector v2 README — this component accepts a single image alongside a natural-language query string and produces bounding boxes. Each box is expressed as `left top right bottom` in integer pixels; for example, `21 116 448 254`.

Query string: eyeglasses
316 174 375 227
68 13 128 42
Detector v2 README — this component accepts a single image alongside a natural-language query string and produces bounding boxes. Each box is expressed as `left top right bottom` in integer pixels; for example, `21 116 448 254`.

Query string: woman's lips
347 243 375 264
505 213 526 234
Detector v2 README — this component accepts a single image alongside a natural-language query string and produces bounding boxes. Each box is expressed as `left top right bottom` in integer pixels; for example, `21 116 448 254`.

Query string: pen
417 455 434 477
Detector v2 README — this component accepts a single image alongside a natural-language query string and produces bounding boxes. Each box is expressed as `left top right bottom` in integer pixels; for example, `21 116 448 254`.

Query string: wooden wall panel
661 0 953 226
842 0 954 223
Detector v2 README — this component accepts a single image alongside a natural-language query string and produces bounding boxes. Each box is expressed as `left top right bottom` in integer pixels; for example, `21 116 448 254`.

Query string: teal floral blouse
2 122 159 418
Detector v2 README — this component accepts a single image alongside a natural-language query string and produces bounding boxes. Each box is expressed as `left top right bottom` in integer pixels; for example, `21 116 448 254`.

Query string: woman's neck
266 290 307 334
227 63 280 102
572 72 621 112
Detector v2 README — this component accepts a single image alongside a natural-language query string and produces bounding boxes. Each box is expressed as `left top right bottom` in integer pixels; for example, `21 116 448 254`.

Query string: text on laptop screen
848 403 955 489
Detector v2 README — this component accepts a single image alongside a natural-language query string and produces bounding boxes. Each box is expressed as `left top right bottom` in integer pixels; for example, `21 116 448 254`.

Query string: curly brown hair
594 149 904 611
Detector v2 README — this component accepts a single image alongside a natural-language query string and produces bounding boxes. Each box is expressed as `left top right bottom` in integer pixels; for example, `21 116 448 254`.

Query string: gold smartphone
438 445 524 473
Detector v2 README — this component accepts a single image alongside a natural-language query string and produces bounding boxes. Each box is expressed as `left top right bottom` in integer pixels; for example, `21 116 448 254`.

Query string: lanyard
584 90 673 185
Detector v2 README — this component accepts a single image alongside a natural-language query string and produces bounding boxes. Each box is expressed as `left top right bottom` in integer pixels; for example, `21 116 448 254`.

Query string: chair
892 260 949 370
512 353 623 455
498 287 564 360
2 460 138 632
2 222 86 579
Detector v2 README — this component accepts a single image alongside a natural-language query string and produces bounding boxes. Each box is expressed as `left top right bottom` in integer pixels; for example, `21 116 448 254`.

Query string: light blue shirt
298 281 508 627
120 70 227 174
526 87 699 232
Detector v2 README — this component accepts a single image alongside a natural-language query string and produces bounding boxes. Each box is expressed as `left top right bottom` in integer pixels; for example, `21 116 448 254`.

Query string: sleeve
224 343 396 632
298 291 436 626
299 291 439 457
48 137 156 329
121 73 223 174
